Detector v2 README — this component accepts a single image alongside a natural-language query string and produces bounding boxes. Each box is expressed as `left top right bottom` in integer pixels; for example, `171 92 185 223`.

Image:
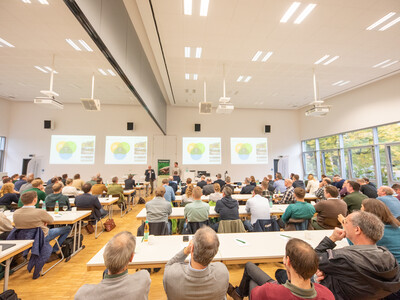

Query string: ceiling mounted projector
305 105 330 117
34 97 64 109
216 103 234 114
81 74 101 111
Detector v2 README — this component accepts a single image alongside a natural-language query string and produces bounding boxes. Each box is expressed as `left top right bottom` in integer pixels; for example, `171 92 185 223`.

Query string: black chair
137 222 169 236
76 207 105 238
253 218 280 232
285 218 314 231
186 220 209 234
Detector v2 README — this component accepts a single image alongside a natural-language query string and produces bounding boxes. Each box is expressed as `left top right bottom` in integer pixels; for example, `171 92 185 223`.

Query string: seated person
14 174 27 192
91 178 108 196
107 177 124 204
273 173 286 193
145 186 172 232
172 171 181 185
14 191 71 259
75 183 108 220
224 176 234 192
196 175 207 189
250 176 257 186
332 175 345 190
311 186 347 230
292 174 306 189
358 178 378 198
0 182 19 208
377 186 400 218
392 183 400 201
276 179 296 204
163 226 229 300
0 211 14 240
61 174 68 186
19 173 34 194
162 178 175 202
240 177 255 194
209 183 223 205
314 177 332 200
45 183 71 210
213 173 225 189
306 174 319 195
260 180 273 197
75 231 150 300
213 186 239 231
229 238 334 300
72 174 85 191
202 178 214 196
343 181 368 214
45 177 59 195
281 188 316 226
180 178 192 195
62 178 79 197
18 179 46 208
168 176 178 193
124 174 136 190
181 184 194 206
339 180 349 198
184 187 209 223
244 186 270 232
86 176 98 186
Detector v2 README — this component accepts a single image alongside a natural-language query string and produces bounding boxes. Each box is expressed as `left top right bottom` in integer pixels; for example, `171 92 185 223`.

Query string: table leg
70 220 84 258
73 221 77 256
3 258 11 291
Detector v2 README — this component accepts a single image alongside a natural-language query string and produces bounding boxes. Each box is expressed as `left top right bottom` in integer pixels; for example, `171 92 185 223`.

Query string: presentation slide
49 135 96 164
182 137 221 165
105 136 147 164
231 137 268 164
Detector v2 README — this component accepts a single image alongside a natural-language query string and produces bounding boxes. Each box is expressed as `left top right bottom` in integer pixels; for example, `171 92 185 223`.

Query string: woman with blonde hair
0 182 19 208
250 176 256 186
306 174 319 194
182 184 194 206
209 183 223 206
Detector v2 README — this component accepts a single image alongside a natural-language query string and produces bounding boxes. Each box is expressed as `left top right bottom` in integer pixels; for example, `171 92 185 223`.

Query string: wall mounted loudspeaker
127 122 134 131
44 120 54 130
194 124 201 132
265 125 271 133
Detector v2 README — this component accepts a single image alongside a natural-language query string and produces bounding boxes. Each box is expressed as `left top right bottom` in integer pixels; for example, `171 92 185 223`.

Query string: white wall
299 73 400 140
3 102 303 182
0 98 10 136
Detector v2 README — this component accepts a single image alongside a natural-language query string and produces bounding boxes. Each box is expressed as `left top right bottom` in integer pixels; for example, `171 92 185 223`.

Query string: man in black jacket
213 186 239 232
144 165 156 194
75 183 108 220
240 178 255 194
357 178 378 198
213 173 225 189
196 175 207 189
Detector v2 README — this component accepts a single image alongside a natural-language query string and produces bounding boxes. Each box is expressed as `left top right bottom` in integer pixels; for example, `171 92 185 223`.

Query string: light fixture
338 81 350 86
323 55 339 65
98 68 107 75
294 3 316 24
200 0 209 16
244 76 252 82
236 76 244 82
280 2 300 23
193 74 198 80
366 12 396 30
184 46 190 58
332 80 343 86
21 0 31 3
78 40 93 52
185 73 190 80
195 47 202 58
184 0 192 15
237 75 251 82
66 39 81 51
44 66 58 74
107 69 116 76
0 37 15 48
379 16 400 31
314 55 329 64
381 60 399 68
372 59 391 68
261 51 273 62
35 66 48 73
252 51 262 61
38 0 49 4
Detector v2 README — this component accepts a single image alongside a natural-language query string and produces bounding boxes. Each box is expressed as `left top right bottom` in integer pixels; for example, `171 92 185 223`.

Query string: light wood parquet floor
2 197 284 300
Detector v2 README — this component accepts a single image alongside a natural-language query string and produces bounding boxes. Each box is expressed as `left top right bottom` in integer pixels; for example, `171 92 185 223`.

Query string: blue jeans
45 226 71 252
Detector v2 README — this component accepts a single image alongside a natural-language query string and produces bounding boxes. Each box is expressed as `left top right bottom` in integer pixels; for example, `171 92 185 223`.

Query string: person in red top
228 238 334 300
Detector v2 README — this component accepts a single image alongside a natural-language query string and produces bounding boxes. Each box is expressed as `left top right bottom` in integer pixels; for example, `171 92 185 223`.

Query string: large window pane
379 145 388 185
0 137 5 172
303 140 316 151
343 128 373 147
378 123 400 144
321 150 341 176
304 152 317 176
319 135 339 150
349 147 375 180
387 144 400 182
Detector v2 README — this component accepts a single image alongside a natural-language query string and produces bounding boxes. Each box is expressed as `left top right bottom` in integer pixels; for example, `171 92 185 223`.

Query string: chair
285 218 314 231
110 194 127 217
76 207 105 239
136 222 169 236
186 221 209 234
253 219 280 232
218 219 246 233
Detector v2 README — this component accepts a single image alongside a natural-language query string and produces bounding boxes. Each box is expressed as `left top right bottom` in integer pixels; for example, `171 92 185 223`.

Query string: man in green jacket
343 181 368 214
18 179 46 208
281 188 315 224
107 176 124 204
45 182 71 210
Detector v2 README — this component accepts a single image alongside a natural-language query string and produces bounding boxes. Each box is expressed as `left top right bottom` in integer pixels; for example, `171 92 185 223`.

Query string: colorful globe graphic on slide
56 141 77 160
235 143 253 160
111 142 130 160
187 143 205 160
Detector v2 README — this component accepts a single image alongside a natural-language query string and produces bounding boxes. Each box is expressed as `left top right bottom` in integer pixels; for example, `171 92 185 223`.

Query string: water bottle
42 202 46 211
269 197 273 208
54 200 59 214
144 220 149 242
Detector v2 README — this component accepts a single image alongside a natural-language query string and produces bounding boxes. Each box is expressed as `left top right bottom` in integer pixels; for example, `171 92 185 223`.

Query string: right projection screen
230 137 268 164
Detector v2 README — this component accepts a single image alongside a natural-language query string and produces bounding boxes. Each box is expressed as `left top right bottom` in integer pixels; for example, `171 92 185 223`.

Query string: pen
280 234 292 239
236 238 246 244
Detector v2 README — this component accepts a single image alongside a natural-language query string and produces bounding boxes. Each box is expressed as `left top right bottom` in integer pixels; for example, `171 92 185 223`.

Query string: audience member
281 188 315 225
107 177 125 205
91 178 108 196
124 174 136 190
241 177 256 194
392 184 400 201
14 175 27 192
213 186 239 231
209 183 223 205
244 186 270 232
273 173 286 193
145 186 172 232
181 184 194 206
196 175 207 189
75 183 108 220
315 177 332 200
61 174 68 186
250 176 257 186
180 178 192 195
202 178 215 196
45 177 58 195
18 179 46 208
184 187 209 222
292 174 305 189
343 181 368 214
72 174 85 191
363 177 376 188
86 176 98 186
339 180 349 198
10 174 19 184
45 183 71 210
75 231 150 300
162 178 175 202
260 180 273 197
332 175 345 190
168 176 178 193
62 178 79 197
267 175 275 193
224 176 234 192
213 173 225 189
0 182 19 208
0 211 13 240
306 174 319 194
19 173 34 194
357 178 378 198
377 186 400 218
276 179 296 204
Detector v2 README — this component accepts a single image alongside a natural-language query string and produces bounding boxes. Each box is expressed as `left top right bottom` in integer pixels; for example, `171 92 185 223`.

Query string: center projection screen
105 136 147 164
182 137 221 164
230 137 268 164
49 135 96 164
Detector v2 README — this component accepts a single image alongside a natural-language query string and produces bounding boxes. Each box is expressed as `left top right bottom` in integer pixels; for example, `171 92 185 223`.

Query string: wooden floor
2 197 284 300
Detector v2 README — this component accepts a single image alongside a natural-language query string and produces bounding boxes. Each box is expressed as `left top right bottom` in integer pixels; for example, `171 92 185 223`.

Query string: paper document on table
235 238 248 246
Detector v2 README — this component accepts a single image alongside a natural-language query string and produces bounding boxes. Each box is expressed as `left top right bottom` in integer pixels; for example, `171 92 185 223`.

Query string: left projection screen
105 136 147 164
49 135 96 164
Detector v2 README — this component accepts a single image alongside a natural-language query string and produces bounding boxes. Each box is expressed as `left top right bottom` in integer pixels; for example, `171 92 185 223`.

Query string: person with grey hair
75 231 151 300
377 186 400 218
163 226 229 299
240 177 255 194
202 178 215 196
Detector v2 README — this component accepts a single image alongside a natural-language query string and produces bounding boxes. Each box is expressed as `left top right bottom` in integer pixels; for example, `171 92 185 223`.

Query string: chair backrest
218 219 246 233
253 219 280 232
324 217 342 228
285 218 314 231
76 207 96 220
187 221 209 234
136 222 170 236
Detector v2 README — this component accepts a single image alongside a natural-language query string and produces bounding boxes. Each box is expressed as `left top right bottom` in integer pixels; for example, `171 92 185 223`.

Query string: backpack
61 233 84 259
0 289 19 300
138 197 146 204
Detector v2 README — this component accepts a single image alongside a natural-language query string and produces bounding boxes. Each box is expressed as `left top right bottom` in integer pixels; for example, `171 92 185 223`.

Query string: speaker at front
44 120 54 130
265 125 271 133
194 124 201 132
127 122 134 131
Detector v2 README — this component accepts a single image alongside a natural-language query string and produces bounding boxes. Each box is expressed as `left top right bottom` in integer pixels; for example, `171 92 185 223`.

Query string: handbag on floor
104 219 116 232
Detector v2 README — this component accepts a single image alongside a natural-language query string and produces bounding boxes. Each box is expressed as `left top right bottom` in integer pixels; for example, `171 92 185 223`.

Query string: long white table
136 204 289 220
86 230 348 271
174 193 317 203
0 240 34 291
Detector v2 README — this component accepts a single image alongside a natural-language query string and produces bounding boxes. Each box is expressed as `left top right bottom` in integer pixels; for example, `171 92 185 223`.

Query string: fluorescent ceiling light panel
379 16 400 31
323 55 339 65
200 0 209 16
195 47 202 58
66 39 81 51
314 54 329 64
34 66 48 73
244 76 252 82
294 3 316 24
372 59 391 68
22 0 31 3
332 80 343 86
0 37 15 48
78 39 93 52
280 2 301 23
185 73 190 80
261 51 273 62
184 0 192 15
38 0 49 4
381 60 399 68
366 12 396 30
185 46 191 58
107 69 116 76
236 76 244 82
338 80 350 86
98 68 107 75
252 51 262 61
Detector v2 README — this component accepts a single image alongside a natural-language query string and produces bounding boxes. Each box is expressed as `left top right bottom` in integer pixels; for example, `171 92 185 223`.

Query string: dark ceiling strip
149 0 176 105
63 0 166 135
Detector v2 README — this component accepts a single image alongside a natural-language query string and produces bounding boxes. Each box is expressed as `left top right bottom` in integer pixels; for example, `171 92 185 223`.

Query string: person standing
144 165 156 194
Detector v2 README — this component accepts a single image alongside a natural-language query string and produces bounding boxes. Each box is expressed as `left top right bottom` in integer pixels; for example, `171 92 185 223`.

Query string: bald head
104 231 136 274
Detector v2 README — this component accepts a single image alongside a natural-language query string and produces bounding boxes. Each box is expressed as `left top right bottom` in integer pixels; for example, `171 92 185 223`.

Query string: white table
0 240 33 291
174 194 252 202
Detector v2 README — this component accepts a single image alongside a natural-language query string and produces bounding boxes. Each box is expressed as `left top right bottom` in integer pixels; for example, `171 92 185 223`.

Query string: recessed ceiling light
98 68 107 76
34 66 48 73
0 37 15 48
366 12 396 30
314 55 329 64
323 55 339 65
381 60 399 68
66 39 81 51
261 51 273 62
252 51 262 61
338 80 350 86
372 59 391 68
184 0 192 15
185 73 190 80
185 47 190 58
244 76 252 82
78 40 93 52
332 80 343 86
193 74 198 80
38 0 49 4
107 69 116 76
200 0 209 16
280 2 301 23
379 16 400 31
22 0 31 3
195 47 202 58
237 76 244 82
294 3 316 24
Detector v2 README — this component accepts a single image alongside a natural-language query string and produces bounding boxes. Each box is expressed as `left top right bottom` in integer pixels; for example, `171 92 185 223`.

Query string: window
348 147 376 180
303 152 317 176
386 144 400 182
378 123 400 143
319 135 339 150
379 145 389 185
303 139 316 151
0 137 5 172
320 150 341 176
343 128 373 147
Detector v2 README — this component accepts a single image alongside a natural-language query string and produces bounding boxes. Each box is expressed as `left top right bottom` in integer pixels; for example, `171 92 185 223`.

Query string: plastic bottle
42 201 46 211
143 220 149 242
54 200 59 214
268 196 273 208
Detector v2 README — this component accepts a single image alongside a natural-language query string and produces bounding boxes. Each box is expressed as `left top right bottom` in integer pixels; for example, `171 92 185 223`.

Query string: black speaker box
265 125 271 133
194 124 201 132
127 122 134 131
44 120 52 129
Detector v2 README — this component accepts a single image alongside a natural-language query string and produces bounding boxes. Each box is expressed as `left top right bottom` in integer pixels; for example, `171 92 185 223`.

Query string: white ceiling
0 0 138 105
146 0 400 109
